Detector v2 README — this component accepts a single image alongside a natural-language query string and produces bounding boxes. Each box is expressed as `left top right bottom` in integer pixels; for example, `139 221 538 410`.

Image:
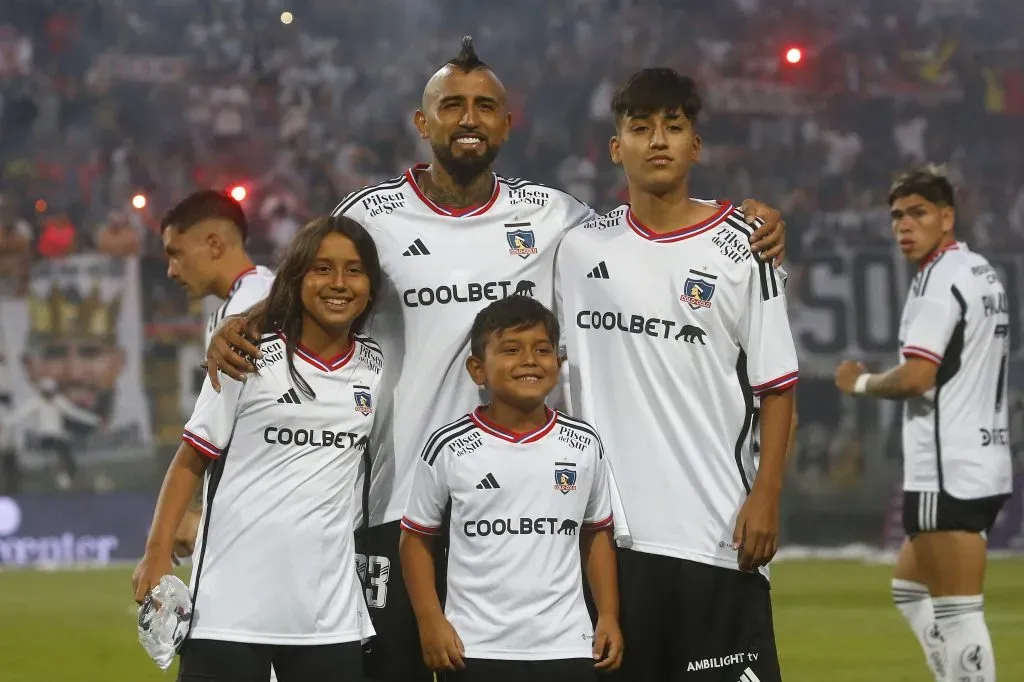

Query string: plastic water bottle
137 574 193 670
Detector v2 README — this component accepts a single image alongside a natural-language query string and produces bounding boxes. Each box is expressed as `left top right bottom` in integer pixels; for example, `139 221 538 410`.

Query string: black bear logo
557 519 578 535
514 280 535 297
674 324 707 344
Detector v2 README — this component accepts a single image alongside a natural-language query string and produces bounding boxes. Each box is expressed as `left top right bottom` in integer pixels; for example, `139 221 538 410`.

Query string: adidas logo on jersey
475 473 500 490
402 239 430 256
739 668 762 682
277 388 301 404
586 261 610 279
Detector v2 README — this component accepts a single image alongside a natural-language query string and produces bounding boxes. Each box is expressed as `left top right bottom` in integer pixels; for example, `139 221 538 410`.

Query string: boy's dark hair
446 35 488 72
160 190 249 240
470 295 559 359
888 165 956 209
611 67 702 127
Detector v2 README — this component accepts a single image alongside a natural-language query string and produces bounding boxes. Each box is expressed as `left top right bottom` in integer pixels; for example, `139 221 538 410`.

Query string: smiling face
610 108 701 196
299 233 372 336
467 321 560 413
415 66 512 184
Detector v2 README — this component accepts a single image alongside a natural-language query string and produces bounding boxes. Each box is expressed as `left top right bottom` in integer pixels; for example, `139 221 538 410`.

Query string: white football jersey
402 409 612 660
555 203 799 575
204 265 276 348
898 242 1013 499
183 332 382 645
333 165 594 527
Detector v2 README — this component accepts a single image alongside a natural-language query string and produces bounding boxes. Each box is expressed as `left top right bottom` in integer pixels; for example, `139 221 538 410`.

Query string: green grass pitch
1 559 1021 681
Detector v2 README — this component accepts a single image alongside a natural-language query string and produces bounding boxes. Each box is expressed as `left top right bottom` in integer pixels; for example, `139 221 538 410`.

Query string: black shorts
355 520 434 682
178 639 361 682
444 658 594 682
902 490 1009 537
612 549 781 682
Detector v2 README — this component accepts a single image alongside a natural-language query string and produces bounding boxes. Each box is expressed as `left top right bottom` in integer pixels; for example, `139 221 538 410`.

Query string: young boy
399 295 622 682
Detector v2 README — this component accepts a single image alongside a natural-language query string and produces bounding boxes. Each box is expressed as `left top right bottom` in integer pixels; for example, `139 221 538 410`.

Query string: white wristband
853 374 872 395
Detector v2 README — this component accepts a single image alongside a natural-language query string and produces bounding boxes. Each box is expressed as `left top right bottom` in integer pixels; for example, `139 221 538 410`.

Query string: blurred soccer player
401 296 621 681
836 167 1010 682
134 216 381 682
204 39 788 682
160 191 275 558
555 68 797 682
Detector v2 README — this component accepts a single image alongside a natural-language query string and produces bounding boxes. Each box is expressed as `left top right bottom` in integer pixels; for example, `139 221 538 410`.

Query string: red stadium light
229 185 247 202
784 47 803 65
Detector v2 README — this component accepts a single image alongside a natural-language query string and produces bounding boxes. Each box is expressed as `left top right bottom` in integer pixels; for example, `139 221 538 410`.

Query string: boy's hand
592 614 624 671
418 613 466 671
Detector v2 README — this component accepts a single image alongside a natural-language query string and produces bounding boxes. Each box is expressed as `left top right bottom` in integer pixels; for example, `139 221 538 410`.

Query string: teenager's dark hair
470 295 559 359
259 215 381 399
888 165 956 209
160 190 248 240
446 35 488 72
611 67 702 127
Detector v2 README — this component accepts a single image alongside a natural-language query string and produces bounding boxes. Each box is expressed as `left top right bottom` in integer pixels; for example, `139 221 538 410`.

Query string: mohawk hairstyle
446 35 488 72
611 67 702 127
888 164 956 209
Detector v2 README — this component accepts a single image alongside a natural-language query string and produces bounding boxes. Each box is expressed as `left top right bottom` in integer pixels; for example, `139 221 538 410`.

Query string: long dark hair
258 214 381 399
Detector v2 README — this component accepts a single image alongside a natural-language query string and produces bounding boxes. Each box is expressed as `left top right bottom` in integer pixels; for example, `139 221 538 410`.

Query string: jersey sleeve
182 375 244 459
901 270 963 366
739 258 799 397
401 439 451 536
583 441 613 530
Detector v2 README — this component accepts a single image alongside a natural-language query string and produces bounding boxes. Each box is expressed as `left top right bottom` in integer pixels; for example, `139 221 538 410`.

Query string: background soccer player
400 296 621 681
160 191 275 559
133 215 381 682
835 167 1011 682
555 68 798 682
203 38 788 682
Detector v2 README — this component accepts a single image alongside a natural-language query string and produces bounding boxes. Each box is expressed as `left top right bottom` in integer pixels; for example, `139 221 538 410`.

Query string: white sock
892 579 947 681
933 595 994 682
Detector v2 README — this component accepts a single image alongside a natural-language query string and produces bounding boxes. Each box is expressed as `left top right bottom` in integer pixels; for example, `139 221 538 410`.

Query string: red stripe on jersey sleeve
751 371 799 396
584 515 613 530
902 346 942 365
400 516 441 536
182 430 222 459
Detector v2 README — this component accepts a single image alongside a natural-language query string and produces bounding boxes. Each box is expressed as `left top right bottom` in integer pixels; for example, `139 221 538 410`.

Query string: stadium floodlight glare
280 11 293 24
229 185 247 202
785 47 803 64
131 193 147 209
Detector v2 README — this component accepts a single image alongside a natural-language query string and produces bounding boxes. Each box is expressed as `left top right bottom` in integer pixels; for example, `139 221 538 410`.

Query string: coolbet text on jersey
898 242 1013 500
332 165 594 529
401 409 612 660
182 333 383 645
555 202 799 576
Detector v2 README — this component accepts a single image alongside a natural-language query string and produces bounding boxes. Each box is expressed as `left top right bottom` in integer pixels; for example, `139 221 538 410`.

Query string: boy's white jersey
555 203 799 575
183 332 383 645
402 409 612 660
204 265 276 348
898 242 1013 499
333 165 594 527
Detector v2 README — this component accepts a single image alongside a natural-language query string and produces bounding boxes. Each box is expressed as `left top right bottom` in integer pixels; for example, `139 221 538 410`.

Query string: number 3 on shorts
356 553 390 608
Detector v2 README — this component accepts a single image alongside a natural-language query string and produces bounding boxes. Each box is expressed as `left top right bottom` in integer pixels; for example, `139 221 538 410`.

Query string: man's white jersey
204 266 275 348
555 203 799 574
898 242 1013 499
402 409 612 660
183 332 383 644
333 165 594 527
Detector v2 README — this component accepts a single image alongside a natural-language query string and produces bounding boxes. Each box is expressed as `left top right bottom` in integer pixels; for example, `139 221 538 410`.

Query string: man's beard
431 139 501 186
